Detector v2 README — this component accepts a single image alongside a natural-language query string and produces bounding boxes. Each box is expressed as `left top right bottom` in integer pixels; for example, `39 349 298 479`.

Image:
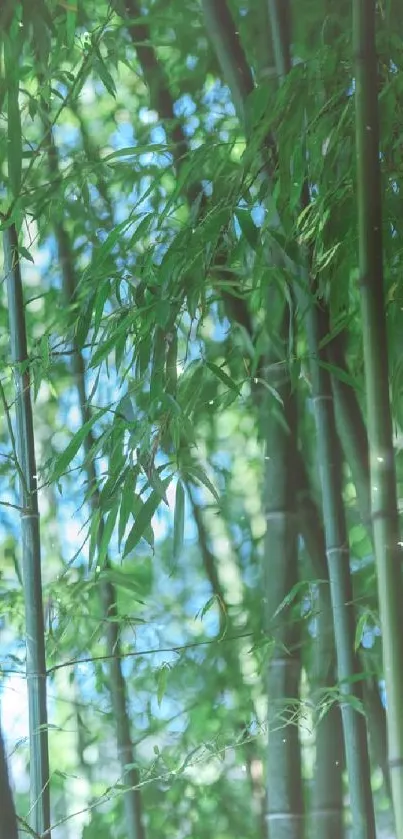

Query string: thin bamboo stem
4 225 51 838
300 292 376 839
353 3 403 834
42 120 145 839
264 2 376 833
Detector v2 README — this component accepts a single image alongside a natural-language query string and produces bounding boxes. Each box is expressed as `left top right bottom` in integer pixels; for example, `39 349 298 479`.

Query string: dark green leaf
235 208 260 250
206 362 241 395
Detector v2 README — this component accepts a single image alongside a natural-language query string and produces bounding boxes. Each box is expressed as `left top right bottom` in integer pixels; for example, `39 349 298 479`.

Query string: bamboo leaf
235 208 260 250
272 580 308 620
118 473 134 547
103 145 169 163
66 2 77 48
102 568 146 600
93 54 116 98
354 611 368 652
173 481 185 561
206 362 241 395
197 594 220 621
18 245 34 263
7 81 22 198
123 481 171 557
157 664 169 707
51 409 107 483
97 502 119 567
185 465 220 503
90 217 135 269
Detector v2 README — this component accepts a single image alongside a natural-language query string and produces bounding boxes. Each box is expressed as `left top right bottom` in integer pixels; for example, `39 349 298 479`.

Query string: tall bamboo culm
353 2 403 836
201 4 305 836
41 123 145 839
4 226 51 837
265 3 376 836
263 322 304 839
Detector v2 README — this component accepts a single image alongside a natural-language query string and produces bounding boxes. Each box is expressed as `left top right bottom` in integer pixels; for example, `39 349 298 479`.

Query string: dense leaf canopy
0 2 402 839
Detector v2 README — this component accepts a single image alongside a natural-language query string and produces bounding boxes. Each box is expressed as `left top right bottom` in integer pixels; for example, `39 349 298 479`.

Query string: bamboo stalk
295 458 345 839
299 281 376 839
4 224 51 838
327 339 371 529
263 309 304 839
0 721 19 839
265 3 376 834
353 3 403 834
297 456 390 796
114 0 189 163
200 0 376 833
41 120 145 839
200 7 304 834
310 586 345 839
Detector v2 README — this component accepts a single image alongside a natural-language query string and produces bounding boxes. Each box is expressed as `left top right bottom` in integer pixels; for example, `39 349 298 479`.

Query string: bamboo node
388 757 403 769
265 812 304 821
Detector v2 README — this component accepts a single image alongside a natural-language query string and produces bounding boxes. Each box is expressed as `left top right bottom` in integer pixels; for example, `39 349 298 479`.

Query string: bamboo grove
0 1 402 838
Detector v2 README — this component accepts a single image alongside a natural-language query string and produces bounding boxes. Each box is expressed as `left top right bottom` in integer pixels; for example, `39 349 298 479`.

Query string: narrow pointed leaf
123 480 171 557
173 481 185 561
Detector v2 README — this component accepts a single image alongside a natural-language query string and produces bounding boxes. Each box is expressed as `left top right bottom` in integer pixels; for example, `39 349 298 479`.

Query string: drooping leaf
235 208 260 250
272 580 311 621
6 76 22 198
157 664 169 707
206 362 241 395
51 409 108 483
184 464 220 503
123 480 171 557
97 501 119 567
173 481 185 561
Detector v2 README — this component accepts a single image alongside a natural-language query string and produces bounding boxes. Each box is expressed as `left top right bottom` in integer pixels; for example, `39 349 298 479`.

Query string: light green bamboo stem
4 225 51 838
353 2 403 835
263 309 304 839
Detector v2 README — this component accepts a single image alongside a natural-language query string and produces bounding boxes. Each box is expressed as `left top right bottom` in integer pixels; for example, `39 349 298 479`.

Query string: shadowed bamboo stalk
0 720 19 839
201 7 305 835
3 225 51 838
201 0 376 834
353 3 403 834
265 3 376 835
